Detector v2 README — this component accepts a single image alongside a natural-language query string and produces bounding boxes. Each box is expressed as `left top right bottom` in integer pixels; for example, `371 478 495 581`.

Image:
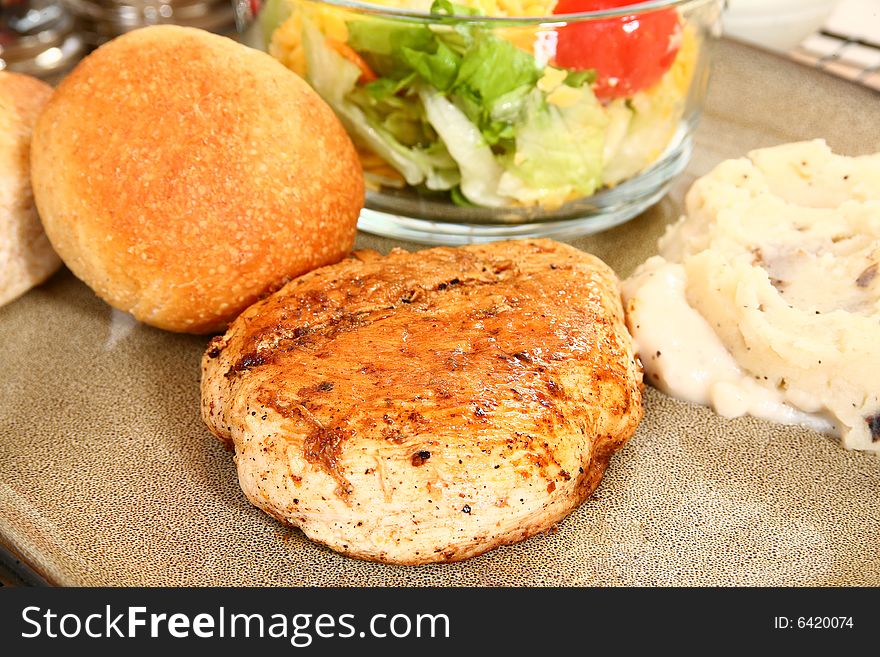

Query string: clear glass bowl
234 0 722 244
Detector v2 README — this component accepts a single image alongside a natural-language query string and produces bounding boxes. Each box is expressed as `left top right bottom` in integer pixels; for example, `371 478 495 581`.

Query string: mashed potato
622 140 880 452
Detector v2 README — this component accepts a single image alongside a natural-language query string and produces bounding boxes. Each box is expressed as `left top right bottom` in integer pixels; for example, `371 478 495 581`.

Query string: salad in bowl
244 0 722 242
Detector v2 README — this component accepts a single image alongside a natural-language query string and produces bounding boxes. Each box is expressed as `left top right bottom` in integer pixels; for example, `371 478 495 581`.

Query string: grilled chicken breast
201 239 643 564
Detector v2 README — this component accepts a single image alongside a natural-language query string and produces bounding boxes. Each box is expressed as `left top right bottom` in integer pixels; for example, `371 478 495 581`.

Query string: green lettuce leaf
564 69 597 88
447 38 538 148
498 88 608 206
420 88 511 206
258 0 291 48
430 0 479 17
363 73 417 101
344 8 538 148
455 37 539 107
400 40 461 92
302 18 458 190
602 75 684 186
346 19 435 79
347 82 432 148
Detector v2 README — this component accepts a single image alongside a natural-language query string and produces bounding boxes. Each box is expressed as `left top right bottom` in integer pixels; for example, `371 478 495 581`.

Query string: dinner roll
31 25 363 334
0 72 60 308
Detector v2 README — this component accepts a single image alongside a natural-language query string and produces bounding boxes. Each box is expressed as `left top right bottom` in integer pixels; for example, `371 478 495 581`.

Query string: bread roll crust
0 72 60 308
31 25 364 333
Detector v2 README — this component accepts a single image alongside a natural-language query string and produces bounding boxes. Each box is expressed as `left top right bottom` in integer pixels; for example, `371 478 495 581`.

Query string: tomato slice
553 0 680 101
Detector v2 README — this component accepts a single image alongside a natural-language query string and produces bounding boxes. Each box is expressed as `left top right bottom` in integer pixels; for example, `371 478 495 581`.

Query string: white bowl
723 0 840 52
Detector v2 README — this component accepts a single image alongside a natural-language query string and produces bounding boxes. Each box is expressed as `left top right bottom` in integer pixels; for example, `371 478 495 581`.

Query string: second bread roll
31 25 364 334
1 72 60 308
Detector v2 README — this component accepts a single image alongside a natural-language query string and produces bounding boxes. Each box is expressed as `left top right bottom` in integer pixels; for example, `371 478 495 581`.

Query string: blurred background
0 0 236 80
0 0 877 87
725 0 879 90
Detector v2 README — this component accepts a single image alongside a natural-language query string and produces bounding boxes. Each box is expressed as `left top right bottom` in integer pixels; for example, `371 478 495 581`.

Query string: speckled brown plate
2 39 879 586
